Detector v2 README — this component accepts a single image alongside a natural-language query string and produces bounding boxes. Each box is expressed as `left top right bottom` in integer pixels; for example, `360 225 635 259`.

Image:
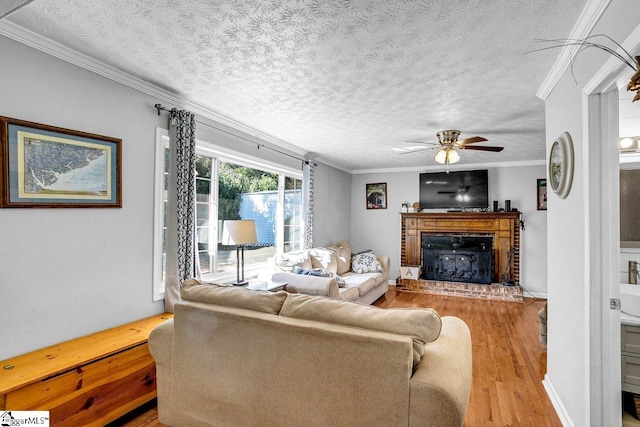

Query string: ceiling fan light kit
435 147 460 166
403 129 504 172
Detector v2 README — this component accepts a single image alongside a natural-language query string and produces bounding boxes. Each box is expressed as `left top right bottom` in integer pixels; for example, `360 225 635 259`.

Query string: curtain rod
154 103 316 166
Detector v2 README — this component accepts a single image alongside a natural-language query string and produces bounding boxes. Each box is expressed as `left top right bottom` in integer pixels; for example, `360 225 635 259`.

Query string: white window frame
153 128 303 300
152 128 169 301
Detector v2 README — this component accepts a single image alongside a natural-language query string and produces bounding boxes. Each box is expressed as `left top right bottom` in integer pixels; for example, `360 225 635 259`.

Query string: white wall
350 164 548 295
543 1 639 425
545 69 588 427
490 165 548 296
0 35 164 360
0 35 339 359
350 171 413 260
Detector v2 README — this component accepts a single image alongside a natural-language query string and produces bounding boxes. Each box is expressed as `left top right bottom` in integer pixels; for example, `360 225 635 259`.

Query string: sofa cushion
327 240 352 275
181 278 288 314
357 271 387 287
343 271 388 287
351 251 383 273
338 286 360 301
274 251 313 272
280 293 442 365
308 247 338 273
341 274 377 295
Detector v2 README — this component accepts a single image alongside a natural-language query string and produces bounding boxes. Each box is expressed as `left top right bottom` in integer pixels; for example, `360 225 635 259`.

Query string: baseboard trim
527 292 548 299
543 375 575 427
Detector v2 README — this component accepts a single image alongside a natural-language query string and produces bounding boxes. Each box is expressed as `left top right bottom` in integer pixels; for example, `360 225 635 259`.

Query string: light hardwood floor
115 288 559 427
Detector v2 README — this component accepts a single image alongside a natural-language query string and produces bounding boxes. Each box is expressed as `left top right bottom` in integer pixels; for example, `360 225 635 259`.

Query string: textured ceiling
5 0 587 171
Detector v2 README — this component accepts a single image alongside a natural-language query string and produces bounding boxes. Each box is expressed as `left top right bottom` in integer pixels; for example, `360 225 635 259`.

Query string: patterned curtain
303 160 315 249
164 109 199 313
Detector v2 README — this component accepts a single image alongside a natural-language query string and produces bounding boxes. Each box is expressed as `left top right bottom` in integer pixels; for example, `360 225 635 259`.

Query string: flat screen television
419 169 489 210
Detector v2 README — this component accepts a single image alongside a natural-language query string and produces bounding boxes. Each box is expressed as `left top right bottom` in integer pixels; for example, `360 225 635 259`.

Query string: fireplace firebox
422 235 493 284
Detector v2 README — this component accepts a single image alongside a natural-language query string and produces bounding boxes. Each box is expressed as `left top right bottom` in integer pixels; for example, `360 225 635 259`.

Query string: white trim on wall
582 89 621 426
543 375 575 427
152 128 169 301
0 0 35 19
536 0 612 100
583 24 640 95
0 20 358 171
352 159 546 175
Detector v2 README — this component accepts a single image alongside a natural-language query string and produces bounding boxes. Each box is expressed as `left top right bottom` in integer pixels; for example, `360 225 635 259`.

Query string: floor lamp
222 219 257 286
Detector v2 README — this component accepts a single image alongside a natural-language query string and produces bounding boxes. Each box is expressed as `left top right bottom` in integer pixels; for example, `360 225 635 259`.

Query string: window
153 129 304 300
284 176 303 252
152 129 169 301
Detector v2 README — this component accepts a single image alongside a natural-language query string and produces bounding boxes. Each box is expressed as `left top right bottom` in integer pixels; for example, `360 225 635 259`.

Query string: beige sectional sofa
149 279 472 427
269 240 389 304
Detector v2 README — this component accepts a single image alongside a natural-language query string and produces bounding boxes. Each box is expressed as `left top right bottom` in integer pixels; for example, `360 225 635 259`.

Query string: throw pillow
308 247 338 274
351 251 383 274
274 251 313 272
327 240 352 275
293 266 346 287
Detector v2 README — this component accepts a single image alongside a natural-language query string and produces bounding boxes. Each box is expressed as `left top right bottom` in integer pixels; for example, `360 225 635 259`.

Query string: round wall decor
548 131 574 199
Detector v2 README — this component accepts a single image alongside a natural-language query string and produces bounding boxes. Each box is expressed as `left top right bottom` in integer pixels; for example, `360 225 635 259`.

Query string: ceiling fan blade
398 147 433 154
406 139 439 146
462 145 504 152
456 136 488 146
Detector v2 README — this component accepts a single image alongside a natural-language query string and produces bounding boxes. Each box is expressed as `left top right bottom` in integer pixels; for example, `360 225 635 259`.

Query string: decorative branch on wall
527 34 640 102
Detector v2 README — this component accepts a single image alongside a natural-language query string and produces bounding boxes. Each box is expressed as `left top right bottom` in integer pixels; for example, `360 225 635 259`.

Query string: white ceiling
3 0 588 171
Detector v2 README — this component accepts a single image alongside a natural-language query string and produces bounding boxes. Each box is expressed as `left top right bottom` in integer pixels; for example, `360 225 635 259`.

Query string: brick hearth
395 278 523 302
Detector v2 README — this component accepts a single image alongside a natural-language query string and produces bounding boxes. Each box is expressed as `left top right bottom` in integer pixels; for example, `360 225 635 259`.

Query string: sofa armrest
148 318 175 426
378 256 391 275
409 316 472 427
272 272 340 299
149 318 174 366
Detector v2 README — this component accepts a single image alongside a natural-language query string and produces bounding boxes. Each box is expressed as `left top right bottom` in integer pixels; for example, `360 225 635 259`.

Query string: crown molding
583 22 640 95
0 20 313 160
352 159 546 175
0 0 34 20
536 0 611 101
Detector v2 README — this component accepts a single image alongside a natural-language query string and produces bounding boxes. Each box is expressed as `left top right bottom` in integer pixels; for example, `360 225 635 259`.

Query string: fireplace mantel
401 212 520 284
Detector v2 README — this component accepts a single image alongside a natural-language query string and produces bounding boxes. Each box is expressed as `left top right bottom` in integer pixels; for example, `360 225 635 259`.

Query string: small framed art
366 182 387 209
537 178 547 210
0 116 122 208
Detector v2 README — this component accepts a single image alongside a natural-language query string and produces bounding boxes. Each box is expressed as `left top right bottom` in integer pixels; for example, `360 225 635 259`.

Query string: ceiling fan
402 130 504 172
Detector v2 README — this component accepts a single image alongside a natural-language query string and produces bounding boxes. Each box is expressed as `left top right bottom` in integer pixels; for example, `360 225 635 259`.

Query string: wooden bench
0 313 172 426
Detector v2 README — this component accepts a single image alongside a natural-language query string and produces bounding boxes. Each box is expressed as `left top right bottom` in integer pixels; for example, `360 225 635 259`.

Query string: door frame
582 25 640 425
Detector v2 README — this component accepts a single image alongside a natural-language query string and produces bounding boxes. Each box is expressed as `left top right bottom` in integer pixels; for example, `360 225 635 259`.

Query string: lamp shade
222 220 257 245
434 149 447 164
448 149 460 164
434 148 460 164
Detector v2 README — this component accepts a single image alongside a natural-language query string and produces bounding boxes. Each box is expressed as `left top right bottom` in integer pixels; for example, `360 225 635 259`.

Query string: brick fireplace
398 212 522 301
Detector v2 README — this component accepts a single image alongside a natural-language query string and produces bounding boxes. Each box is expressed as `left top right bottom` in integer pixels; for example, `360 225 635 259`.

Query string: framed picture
0 116 122 208
366 182 387 209
537 178 547 210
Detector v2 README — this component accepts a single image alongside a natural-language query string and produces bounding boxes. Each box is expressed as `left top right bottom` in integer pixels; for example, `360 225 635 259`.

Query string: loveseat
149 278 472 427
269 240 390 304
